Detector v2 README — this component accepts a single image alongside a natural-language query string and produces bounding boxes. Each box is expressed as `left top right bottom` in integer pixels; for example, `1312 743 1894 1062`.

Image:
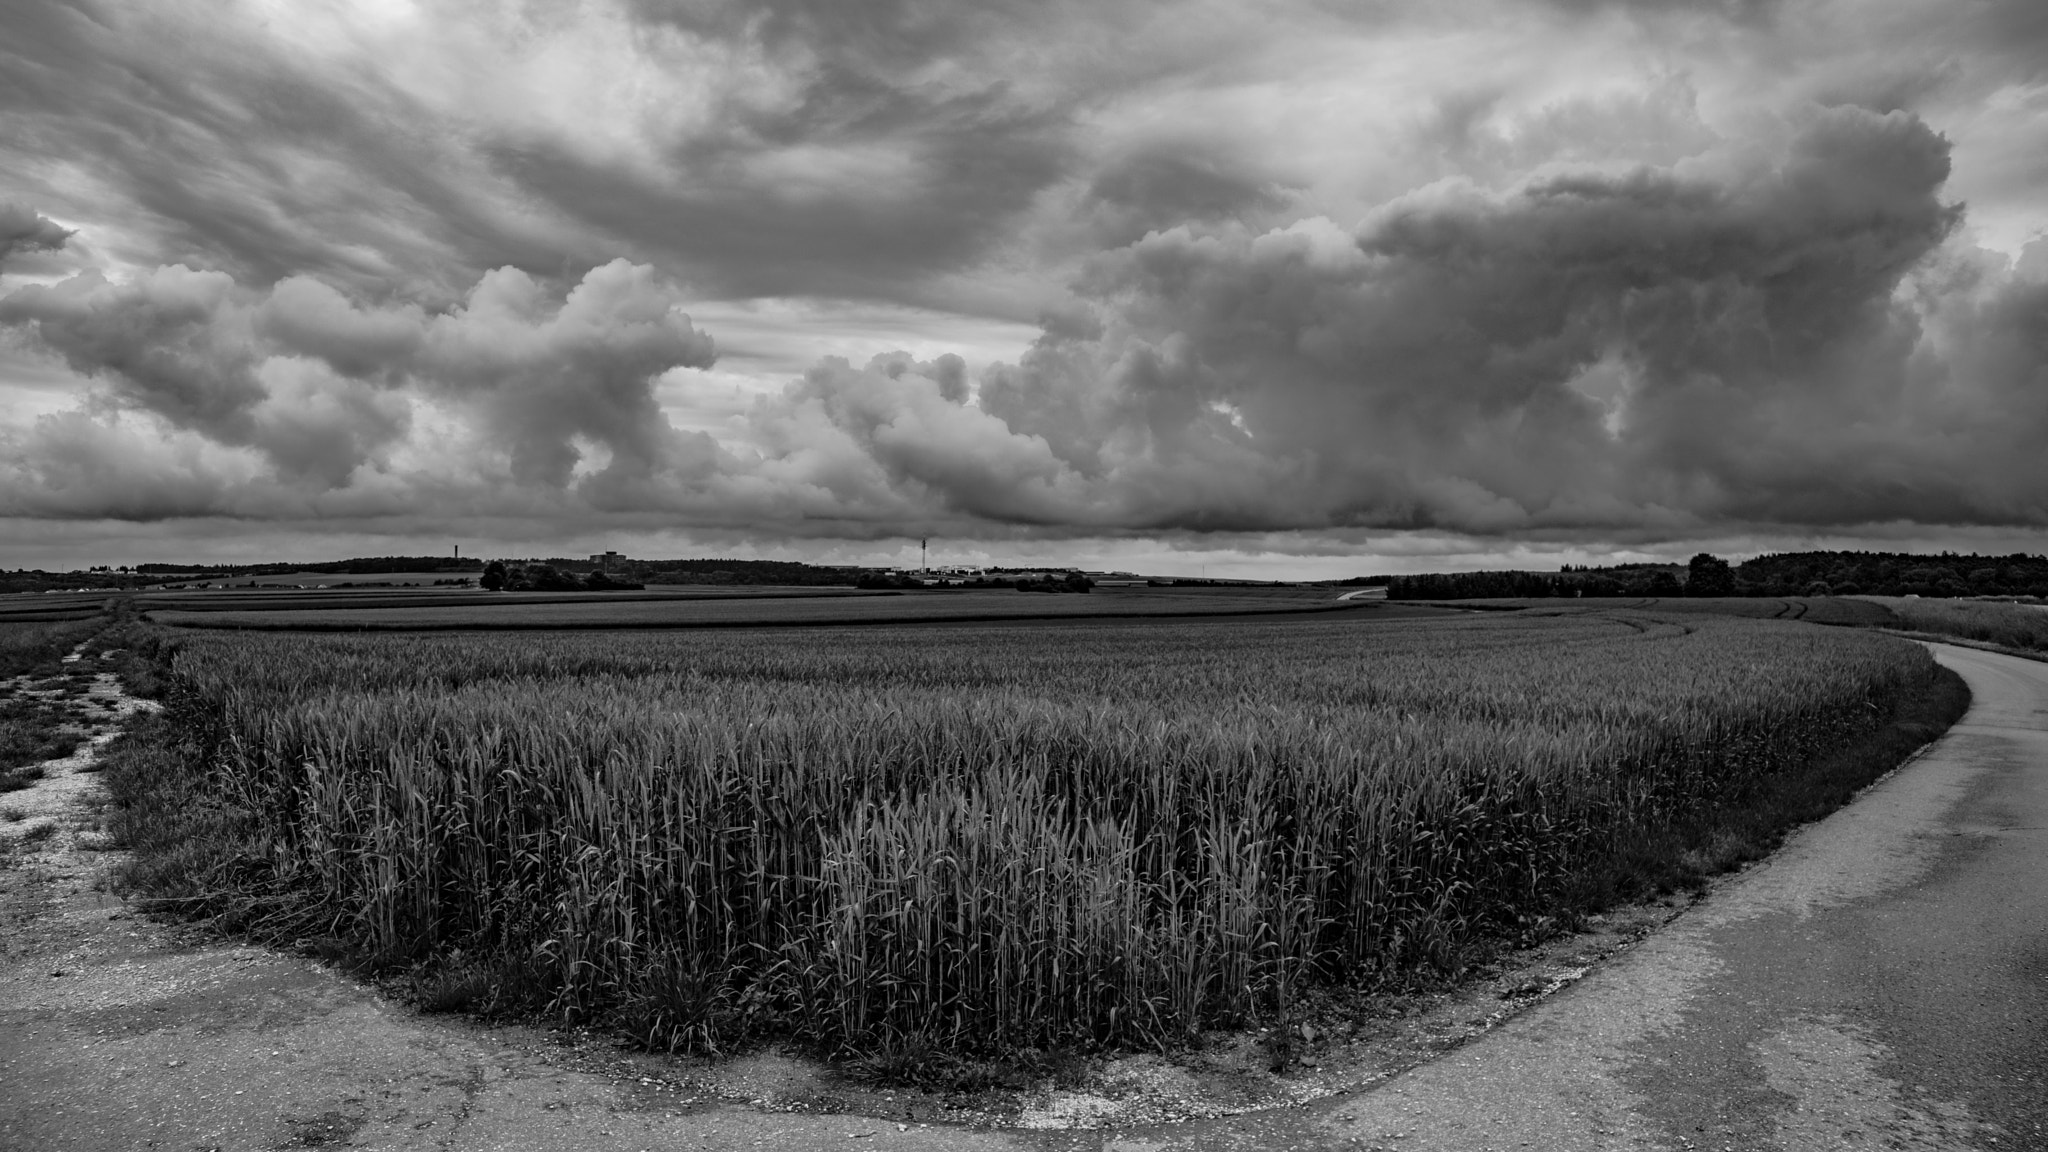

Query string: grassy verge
1871 630 2048 666
0 617 105 678
1844 597 2048 662
75 618 177 700
0 695 89 786
98 708 256 909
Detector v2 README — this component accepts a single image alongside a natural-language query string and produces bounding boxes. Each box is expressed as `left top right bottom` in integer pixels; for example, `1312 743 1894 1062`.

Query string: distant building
589 550 625 570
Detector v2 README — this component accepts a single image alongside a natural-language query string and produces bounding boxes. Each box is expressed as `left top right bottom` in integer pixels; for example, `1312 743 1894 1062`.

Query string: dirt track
2 642 2042 1151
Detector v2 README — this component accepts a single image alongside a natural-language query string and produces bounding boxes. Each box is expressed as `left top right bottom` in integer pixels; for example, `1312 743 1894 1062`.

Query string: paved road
2 643 2042 1151
1241 641 2047 1152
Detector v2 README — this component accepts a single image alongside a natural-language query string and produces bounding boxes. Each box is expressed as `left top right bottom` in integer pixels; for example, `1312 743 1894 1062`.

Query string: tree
481 561 507 591
521 564 580 591
1687 553 1734 597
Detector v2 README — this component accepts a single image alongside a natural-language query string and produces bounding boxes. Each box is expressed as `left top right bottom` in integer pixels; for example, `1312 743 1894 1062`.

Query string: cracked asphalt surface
2 641 2042 1151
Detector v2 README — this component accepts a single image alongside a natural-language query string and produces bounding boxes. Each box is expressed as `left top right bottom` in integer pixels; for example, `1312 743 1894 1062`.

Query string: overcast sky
3 0 2045 577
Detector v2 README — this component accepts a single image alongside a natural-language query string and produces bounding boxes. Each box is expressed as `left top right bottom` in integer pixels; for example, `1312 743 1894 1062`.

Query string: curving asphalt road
1238 640 2048 1152
2 642 2042 1151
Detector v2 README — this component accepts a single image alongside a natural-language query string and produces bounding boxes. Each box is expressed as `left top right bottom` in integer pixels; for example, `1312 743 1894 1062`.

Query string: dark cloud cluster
3 104 2044 539
942 108 2042 534
0 260 716 514
0 0 1101 310
0 202 71 266
2 2 2045 558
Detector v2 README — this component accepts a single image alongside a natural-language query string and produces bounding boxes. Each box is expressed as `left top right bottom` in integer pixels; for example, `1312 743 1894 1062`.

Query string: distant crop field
0 610 106 624
134 584 863 614
141 608 1941 1056
0 592 116 624
146 569 482 589
145 585 1379 631
1415 596 1898 627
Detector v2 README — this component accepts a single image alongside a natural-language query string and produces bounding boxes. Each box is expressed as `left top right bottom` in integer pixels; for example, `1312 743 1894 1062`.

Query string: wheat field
155 610 1936 1055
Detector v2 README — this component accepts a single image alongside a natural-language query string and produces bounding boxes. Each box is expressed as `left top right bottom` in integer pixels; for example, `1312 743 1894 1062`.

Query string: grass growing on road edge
0 618 106 678
99 707 264 916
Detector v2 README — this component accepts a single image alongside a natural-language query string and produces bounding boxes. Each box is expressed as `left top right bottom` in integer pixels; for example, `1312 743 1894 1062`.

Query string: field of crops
0 591 118 625
133 584 868 615
140 608 1942 1058
1411 596 1898 626
144 585 1379 631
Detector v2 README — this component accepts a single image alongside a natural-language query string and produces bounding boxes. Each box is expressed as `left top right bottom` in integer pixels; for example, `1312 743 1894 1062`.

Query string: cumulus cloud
4 104 2044 540
9 97 2048 546
0 259 718 507
722 104 2043 537
412 263 720 489
0 411 250 521
750 351 1089 525
0 266 269 437
2 2 2046 563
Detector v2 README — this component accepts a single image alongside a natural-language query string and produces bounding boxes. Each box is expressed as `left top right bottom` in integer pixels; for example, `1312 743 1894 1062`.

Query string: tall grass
0 617 105 678
1864 597 2048 654
135 612 1938 1056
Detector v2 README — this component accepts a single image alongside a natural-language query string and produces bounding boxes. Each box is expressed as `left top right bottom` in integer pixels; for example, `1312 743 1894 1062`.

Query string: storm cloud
0 260 717 509
0 203 72 267
1 0 2044 567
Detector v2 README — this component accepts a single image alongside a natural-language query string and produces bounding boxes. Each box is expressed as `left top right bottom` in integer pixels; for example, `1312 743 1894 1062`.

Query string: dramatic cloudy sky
3 0 2045 575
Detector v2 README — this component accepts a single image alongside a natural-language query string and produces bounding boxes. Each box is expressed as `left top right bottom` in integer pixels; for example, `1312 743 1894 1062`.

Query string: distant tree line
1733 550 2048 598
134 556 481 576
1387 569 1672 600
637 558 861 586
0 570 140 595
1387 550 2048 601
481 562 642 592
